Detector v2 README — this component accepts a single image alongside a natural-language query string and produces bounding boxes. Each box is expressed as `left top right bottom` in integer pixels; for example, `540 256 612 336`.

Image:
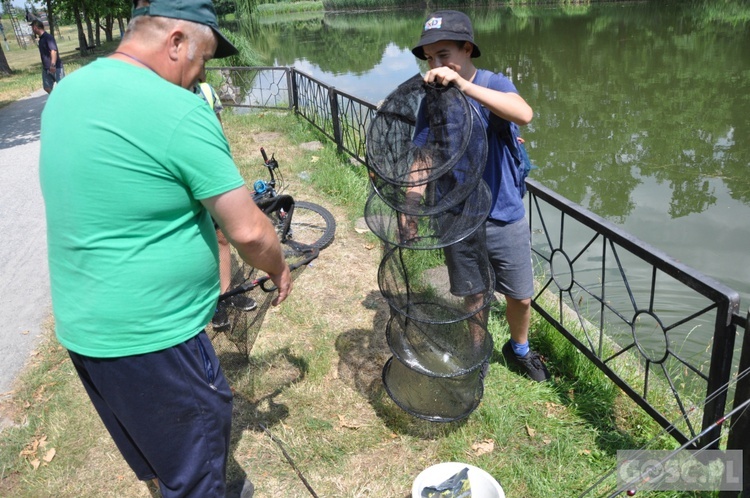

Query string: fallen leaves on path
19 434 56 469
470 439 495 456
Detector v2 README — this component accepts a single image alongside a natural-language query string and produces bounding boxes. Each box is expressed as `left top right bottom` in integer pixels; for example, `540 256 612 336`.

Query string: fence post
721 309 750 498
289 67 298 112
329 88 342 152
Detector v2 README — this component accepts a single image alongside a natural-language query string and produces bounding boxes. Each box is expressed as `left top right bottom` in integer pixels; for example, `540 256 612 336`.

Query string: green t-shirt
40 58 245 358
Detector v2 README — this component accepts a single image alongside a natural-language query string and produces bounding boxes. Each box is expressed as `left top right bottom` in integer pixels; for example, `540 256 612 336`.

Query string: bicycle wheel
286 201 336 249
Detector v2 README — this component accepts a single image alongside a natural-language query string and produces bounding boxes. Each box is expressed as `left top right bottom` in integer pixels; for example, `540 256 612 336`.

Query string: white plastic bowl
412 462 505 498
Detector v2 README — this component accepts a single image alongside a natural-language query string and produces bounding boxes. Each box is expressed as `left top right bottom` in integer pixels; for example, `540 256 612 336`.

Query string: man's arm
49 48 58 72
201 186 292 305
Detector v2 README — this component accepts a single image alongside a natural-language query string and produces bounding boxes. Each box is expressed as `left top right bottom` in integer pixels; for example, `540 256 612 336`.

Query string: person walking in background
194 79 259 331
39 0 291 496
410 10 550 382
30 20 64 94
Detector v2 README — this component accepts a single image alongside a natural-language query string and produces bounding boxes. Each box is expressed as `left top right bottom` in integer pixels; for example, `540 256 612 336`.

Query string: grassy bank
0 25 119 108
0 105 692 496
256 1 324 15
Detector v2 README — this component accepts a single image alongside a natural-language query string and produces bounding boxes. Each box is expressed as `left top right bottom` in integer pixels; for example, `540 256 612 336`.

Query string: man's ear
167 28 187 62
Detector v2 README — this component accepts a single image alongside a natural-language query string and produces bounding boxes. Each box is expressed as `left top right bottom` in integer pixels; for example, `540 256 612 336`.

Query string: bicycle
211 148 336 357
252 147 336 251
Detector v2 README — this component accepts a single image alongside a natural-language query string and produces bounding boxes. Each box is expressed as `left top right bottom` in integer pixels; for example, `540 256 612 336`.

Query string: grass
256 1 324 15
0 105 704 497
0 24 119 108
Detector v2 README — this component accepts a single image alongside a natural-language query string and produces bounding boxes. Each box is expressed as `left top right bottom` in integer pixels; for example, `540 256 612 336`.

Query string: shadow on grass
217 346 309 489
490 297 656 456
335 290 467 439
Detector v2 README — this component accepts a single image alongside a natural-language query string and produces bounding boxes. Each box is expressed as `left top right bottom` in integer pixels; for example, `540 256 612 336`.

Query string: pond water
237 3 750 360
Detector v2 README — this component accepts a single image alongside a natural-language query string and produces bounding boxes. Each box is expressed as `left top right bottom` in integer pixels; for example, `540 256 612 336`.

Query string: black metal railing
207 65 749 468
527 179 742 449
207 66 376 165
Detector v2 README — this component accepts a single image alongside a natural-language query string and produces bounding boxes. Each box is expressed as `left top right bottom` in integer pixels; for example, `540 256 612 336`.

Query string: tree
0 43 11 75
45 0 55 39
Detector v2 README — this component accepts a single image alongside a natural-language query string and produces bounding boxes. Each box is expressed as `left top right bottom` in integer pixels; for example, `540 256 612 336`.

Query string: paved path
0 90 51 396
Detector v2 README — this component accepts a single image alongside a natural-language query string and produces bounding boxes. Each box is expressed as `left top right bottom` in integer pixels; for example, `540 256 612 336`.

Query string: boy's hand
424 63 465 90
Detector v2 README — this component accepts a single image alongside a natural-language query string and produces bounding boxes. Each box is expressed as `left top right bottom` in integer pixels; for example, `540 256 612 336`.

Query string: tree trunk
45 0 56 39
84 8 94 47
0 43 11 75
104 15 114 42
94 11 101 46
73 6 88 57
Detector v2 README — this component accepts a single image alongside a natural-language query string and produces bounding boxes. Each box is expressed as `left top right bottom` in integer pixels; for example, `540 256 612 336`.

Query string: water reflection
235 3 750 307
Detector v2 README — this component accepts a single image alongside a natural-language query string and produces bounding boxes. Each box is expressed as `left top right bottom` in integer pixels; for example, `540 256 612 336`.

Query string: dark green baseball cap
131 0 238 59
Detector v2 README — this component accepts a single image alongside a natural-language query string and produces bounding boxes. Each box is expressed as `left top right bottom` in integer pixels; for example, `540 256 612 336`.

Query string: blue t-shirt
468 69 526 223
413 69 525 223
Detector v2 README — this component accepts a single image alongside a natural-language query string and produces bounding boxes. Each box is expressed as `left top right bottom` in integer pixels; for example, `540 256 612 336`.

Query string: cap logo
424 16 443 31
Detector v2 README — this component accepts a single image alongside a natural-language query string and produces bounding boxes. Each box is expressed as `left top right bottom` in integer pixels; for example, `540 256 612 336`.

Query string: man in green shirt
39 0 291 496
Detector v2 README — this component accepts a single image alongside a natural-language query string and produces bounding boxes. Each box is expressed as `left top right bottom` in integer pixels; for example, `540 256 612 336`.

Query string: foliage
214 0 237 20
219 29 264 67
243 1 750 222
255 1 323 15
0 23 110 107
234 0 257 19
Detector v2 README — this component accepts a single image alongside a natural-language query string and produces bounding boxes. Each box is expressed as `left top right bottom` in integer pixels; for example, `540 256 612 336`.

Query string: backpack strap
197 82 216 111
470 69 532 197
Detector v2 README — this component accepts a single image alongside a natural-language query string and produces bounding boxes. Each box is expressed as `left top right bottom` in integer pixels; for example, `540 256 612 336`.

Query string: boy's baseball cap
411 10 481 60
131 0 238 58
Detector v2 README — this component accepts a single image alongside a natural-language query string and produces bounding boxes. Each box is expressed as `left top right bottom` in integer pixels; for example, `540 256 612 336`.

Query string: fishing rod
604 395 750 497
579 365 750 497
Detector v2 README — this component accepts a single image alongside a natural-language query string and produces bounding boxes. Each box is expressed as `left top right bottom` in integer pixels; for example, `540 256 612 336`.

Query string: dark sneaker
502 340 550 382
211 304 230 332
227 478 254 498
229 294 257 311
145 479 162 498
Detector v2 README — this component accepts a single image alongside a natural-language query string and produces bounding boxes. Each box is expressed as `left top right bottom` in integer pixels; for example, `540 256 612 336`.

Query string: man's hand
269 265 293 306
48 67 55 74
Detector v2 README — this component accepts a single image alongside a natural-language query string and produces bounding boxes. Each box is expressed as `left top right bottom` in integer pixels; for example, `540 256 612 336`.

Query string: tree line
2 0 747 77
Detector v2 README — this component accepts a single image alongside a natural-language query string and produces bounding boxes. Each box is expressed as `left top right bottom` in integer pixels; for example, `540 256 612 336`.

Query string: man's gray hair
124 15 213 59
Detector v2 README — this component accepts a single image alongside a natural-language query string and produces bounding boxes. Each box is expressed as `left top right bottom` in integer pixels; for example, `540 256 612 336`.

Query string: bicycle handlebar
217 245 320 300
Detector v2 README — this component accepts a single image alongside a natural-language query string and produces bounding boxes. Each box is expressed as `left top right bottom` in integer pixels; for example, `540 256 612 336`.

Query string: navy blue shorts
68 331 233 498
445 217 534 300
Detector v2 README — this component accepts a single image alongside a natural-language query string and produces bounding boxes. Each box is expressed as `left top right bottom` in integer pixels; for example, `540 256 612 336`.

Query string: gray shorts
444 217 534 300
42 66 64 91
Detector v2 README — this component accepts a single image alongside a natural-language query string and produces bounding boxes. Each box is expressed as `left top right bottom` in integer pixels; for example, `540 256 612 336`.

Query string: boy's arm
461 82 532 126
424 65 533 126
49 48 58 72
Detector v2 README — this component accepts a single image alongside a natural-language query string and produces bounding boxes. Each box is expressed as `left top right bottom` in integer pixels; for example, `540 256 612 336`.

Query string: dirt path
0 90 51 406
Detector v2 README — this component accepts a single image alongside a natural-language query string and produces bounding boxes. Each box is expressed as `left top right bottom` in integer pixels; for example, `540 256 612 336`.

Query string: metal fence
207 65 749 474
207 66 375 165
527 180 742 448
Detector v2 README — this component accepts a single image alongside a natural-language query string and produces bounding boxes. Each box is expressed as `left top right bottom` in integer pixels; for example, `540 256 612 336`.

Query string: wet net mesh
377 244 495 324
208 241 313 361
365 75 495 422
366 75 488 224
364 182 491 250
